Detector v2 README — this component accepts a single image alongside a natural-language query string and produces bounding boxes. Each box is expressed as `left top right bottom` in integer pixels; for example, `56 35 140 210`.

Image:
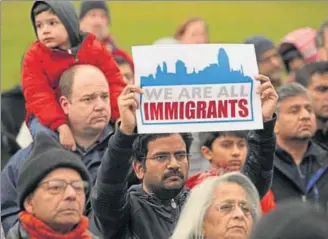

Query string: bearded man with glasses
91 75 278 239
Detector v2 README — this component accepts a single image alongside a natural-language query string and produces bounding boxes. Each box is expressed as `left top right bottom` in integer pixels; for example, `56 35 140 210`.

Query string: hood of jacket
278 27 318 71
31 0 81 48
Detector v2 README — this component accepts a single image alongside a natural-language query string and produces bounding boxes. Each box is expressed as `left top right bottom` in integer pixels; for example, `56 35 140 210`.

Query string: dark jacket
1 122 21 171
1 85 25 169
1 85 25 139
313 129 328 150
90 118 277 239
23 1 125 130
272 141 328 210
6 221 99 239
1 124 114 235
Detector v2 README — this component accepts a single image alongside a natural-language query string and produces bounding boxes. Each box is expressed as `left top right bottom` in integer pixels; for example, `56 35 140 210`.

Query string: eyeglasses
215 201 254 216
38 179 89 195
142 152 190 163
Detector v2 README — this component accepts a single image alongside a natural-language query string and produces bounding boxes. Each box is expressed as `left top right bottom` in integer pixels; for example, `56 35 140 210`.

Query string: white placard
132 44 263 133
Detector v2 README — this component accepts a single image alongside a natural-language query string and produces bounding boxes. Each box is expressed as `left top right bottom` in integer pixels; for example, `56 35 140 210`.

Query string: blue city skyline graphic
140 48 253 87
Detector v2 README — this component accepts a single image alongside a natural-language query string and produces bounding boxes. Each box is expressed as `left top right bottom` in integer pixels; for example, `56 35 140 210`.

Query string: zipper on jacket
171 199 177 209
67 49 79 63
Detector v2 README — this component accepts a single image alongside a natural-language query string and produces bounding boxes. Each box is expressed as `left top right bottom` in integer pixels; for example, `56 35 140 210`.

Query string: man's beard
150 184 184 201
146 170 186 201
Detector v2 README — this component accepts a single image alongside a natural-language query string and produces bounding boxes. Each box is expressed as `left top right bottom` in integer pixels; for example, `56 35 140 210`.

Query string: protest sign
132 44 263 133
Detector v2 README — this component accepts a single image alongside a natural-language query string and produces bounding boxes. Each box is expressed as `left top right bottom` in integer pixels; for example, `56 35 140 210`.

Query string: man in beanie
6 132 98 239
79 0 134 70
249 200 328 239
244 35 284 89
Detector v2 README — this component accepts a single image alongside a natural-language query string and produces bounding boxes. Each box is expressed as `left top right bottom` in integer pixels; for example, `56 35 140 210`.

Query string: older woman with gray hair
171 172 261 239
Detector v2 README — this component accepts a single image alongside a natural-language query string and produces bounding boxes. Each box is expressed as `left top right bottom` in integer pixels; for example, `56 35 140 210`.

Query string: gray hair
315 19 328 48
276 83 310 112
171 172 261 239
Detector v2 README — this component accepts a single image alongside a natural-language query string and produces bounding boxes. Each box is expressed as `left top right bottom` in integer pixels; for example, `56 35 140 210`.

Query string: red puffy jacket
22 33 126 130
186 171 276 215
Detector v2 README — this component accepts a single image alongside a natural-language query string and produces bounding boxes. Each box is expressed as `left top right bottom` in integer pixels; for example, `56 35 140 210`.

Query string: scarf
19 211 92 239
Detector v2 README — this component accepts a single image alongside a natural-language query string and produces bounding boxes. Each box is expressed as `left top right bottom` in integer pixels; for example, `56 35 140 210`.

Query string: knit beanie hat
249 200 328 239
244 35 275 61
17 132 91 209
79 0 110 23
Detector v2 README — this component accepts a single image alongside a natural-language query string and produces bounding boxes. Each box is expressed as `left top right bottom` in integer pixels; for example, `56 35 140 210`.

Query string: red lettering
144 102 149 120
217 100 228 118
229 99 238 117
165 102 179 120
196 101 207 118
207 101 217 119
179 102 185 119
146 99 249 121
238 99 249 117
149 102 163 120
185 101 196 119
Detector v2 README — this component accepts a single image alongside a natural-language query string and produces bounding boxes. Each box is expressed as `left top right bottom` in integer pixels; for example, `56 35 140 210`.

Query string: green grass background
1 1 327 90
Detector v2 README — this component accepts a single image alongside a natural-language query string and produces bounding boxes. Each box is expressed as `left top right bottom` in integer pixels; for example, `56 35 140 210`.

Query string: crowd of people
1 0 328 239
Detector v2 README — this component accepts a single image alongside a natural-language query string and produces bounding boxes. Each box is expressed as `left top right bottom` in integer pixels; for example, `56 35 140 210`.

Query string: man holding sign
90 73 278 239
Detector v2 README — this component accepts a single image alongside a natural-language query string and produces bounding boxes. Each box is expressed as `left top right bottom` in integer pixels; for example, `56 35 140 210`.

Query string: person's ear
24 195 35 215
59 96 70 115
274 120 280 135
133 160 145 180
201 146 213 162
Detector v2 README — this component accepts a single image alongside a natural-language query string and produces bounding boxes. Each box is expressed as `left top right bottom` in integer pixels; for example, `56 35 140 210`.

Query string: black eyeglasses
38 179 89 195
142 152 190 163
215 200 254 217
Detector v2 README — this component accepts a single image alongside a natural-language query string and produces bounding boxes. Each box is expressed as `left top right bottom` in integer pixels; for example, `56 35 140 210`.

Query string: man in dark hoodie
91 74 278 239
22 0 125 150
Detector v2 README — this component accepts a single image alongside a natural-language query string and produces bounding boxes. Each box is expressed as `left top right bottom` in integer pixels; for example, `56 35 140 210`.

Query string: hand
118 85 143 135
58 124 76 151
255 75 278 121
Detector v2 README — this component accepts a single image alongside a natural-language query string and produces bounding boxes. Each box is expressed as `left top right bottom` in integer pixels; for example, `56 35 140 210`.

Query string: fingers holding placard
118 85 143 135
254 74 278 121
